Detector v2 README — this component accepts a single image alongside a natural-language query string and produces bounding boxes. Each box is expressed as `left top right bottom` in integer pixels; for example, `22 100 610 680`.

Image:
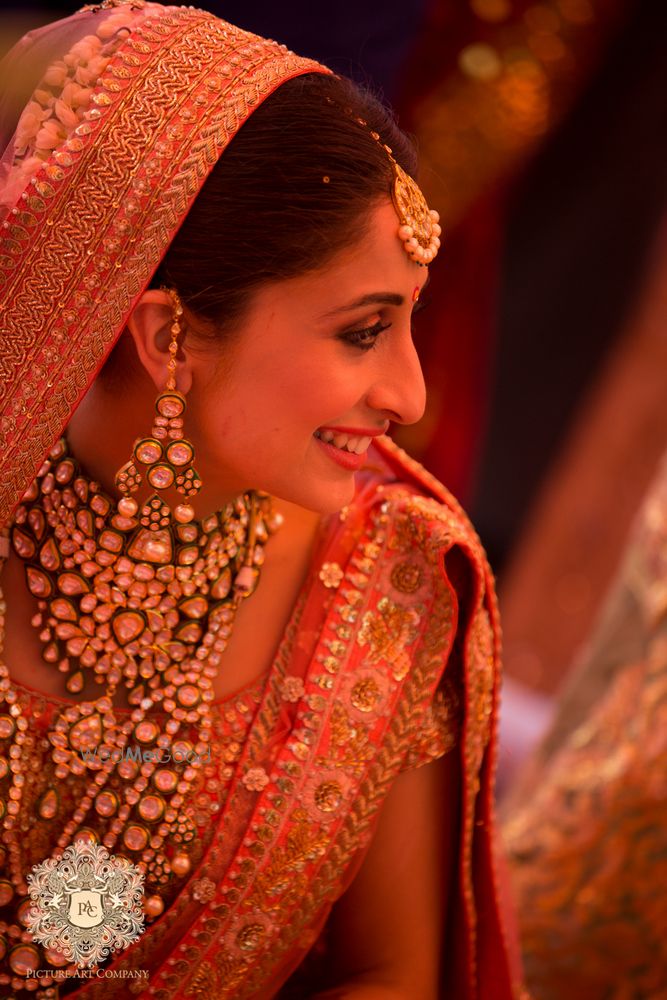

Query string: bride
0 2 522 996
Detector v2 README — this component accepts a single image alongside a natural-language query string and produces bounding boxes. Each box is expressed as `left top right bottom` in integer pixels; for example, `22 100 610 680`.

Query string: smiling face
184 199 429 514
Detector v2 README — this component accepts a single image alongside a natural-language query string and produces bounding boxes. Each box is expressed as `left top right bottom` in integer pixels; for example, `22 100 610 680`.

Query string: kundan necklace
2 437 282 931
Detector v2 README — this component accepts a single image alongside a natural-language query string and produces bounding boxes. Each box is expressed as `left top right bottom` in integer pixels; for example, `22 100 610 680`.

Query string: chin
273 475 357 515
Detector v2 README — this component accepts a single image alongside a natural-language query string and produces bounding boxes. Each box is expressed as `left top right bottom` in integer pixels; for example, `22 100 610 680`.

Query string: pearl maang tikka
392 159 441 265
115 288 201 528
356 117 442 266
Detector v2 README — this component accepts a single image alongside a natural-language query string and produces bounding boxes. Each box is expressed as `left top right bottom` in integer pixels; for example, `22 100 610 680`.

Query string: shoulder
361 439 499 766
332 438 499 769
346 435 498 682
356 435 493 589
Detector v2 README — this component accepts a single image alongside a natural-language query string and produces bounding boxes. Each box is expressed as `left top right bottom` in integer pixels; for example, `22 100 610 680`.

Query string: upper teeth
316 430 372 454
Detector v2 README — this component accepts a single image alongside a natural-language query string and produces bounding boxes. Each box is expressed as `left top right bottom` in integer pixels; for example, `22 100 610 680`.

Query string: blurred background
3 0 667 789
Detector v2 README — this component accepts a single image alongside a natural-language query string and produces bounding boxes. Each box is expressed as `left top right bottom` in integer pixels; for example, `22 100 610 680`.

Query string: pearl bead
170 853 191 876
144 895 164 918
174 504 194 523
118 497 138 517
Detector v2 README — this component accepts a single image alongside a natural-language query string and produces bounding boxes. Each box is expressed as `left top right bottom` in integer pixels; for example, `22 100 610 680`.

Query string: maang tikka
352 115 442 266
115 288 201 528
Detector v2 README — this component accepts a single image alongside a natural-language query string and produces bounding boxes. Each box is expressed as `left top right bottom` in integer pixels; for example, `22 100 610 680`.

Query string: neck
65 372 323 550
67 371 161 499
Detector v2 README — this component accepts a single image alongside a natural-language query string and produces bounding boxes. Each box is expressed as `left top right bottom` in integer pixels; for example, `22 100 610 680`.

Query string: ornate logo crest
25 839 145 968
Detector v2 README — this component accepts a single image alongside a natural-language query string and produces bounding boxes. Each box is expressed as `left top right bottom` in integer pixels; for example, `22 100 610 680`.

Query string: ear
125 288 193 395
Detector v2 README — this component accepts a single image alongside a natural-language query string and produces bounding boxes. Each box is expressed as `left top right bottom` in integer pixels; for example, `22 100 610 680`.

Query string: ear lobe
125 289 193 395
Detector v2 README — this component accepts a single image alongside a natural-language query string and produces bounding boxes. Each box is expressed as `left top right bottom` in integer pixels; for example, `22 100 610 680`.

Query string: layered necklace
0 437 281 970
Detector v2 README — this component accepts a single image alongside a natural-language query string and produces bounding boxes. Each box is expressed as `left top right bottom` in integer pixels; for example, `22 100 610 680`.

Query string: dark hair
154 72 416 331
100 73 416 382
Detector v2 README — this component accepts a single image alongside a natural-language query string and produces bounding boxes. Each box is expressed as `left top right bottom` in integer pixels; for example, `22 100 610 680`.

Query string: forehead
261 200 424 310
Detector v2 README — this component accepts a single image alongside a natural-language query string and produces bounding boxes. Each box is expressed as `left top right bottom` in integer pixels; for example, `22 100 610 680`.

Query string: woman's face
187 199 429 514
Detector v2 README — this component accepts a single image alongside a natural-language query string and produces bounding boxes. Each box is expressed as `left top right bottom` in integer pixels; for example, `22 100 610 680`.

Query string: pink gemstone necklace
0 437 282 987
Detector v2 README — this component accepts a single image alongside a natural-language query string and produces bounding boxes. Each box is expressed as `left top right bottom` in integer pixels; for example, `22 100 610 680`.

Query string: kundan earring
115 288 201 527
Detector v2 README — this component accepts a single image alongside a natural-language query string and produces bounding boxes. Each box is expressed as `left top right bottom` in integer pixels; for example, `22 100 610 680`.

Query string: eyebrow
321 292 404 317
321 274 431 318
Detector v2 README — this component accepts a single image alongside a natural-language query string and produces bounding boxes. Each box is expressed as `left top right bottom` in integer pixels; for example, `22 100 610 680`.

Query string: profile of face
83 199 428 517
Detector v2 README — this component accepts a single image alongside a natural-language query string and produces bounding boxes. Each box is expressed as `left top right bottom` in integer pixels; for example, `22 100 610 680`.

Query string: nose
365 328 427 426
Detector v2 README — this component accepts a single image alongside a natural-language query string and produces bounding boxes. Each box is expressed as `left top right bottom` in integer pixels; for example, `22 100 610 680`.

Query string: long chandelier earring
115 288 201 529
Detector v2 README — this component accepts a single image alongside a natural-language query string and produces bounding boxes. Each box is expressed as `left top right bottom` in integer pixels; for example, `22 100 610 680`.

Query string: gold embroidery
505 592 667 997
468 607 495 765
188 954 250 997
350 677 381 712
236 922 266 951
154 480 499 998
249 808 330 909
390 559 425 593
314 780 343 813
357 596 421 679
319 562 344 588
317 702 374 774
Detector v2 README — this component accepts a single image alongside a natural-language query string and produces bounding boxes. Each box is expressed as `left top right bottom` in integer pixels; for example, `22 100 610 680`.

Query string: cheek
196 346 366 443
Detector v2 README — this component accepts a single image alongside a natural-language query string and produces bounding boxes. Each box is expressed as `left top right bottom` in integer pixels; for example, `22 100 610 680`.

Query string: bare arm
311 750 460 1000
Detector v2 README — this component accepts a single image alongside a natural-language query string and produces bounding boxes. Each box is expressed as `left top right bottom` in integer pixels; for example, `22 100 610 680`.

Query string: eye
339 319 391 352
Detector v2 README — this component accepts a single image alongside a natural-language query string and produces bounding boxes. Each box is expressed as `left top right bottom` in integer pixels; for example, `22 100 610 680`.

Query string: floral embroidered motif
402 673 462 767
235 921 267 951
319 561 344 588
350 676 382 713
242 766 270 792
357 596 421 679
192 877 216 903
188 954 250 996
390 559 425 593
280 676 305 703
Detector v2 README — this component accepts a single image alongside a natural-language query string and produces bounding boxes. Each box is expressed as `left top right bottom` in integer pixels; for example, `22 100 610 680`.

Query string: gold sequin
390 560 425 594
350 677 381 712
312 781 341 814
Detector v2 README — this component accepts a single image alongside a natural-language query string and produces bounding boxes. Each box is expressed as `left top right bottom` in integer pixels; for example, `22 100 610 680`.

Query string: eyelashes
339 293 431 353
340 320 391 352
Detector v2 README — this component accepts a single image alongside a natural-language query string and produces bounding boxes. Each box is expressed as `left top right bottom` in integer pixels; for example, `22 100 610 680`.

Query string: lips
314 429 372 454
313 433 370 471
312 422 387 471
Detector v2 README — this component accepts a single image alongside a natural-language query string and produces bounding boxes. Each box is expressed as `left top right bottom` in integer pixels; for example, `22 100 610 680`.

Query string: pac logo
26 839 145 968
